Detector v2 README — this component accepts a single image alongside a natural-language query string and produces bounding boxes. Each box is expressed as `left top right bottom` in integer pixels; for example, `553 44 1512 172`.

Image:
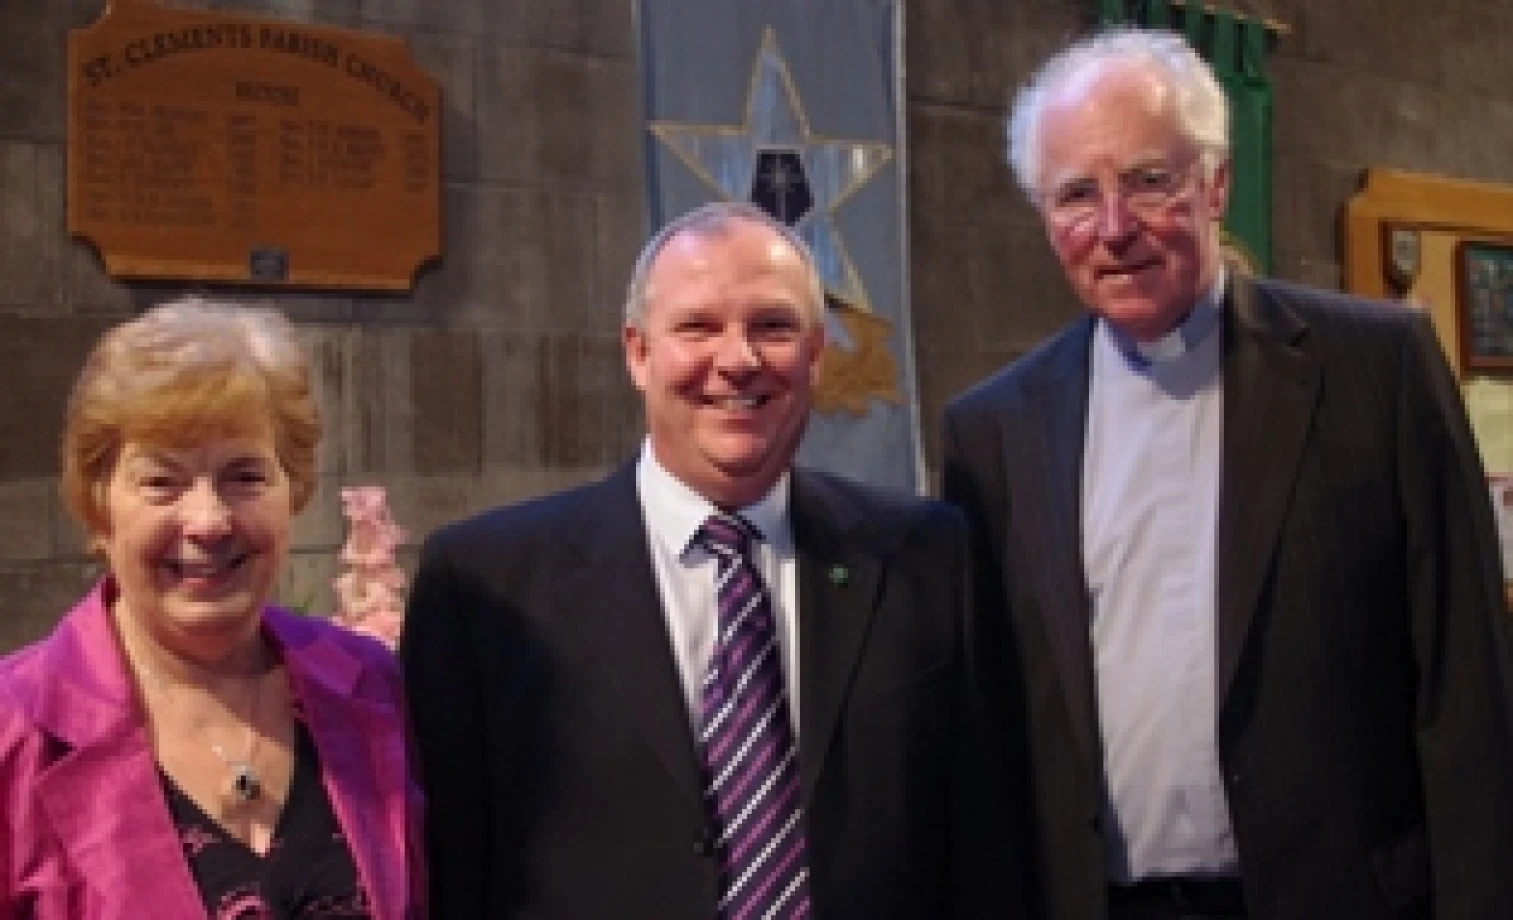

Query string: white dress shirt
635 442 802 730
1082 274 1239 882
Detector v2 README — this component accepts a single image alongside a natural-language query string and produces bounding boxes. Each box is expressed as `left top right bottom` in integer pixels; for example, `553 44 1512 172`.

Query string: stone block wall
0 0 647 645
5 0 1513 648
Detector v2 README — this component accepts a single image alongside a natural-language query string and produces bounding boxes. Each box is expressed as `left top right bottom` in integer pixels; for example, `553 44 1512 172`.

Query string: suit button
1089 814 1102 833
1228 771 1245 787
693 827 716 857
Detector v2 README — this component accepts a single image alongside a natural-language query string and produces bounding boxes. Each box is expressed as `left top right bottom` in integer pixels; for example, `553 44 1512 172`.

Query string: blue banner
638 0 922 491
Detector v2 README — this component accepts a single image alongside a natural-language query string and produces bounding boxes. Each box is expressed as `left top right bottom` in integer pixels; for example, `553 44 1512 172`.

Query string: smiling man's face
1034 61 1230 341
624 218 824 510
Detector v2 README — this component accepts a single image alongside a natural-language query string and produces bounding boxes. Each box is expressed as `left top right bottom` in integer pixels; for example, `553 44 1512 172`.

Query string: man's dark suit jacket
942 276 1513 919
402 463 1023 918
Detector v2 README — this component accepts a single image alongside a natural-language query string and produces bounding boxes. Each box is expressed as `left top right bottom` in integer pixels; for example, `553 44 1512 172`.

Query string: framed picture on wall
1492 475 1513 611
1455 241 1513 375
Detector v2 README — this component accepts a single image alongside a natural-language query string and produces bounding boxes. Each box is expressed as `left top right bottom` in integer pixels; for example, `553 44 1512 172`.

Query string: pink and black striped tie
695 514 813 920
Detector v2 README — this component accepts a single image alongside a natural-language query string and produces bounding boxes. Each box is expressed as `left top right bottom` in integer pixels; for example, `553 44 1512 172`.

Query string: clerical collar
1105 269 1227 367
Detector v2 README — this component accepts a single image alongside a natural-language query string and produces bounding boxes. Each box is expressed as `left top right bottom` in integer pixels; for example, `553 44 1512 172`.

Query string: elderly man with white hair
943 27 1513 920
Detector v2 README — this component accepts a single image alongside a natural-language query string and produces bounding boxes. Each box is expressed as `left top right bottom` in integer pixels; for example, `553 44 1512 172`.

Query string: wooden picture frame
1455 240 1513 375
1492 475 1513 611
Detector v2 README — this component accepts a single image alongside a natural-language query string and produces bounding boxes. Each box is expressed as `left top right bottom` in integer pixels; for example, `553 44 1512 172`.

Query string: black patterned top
161 721 372 919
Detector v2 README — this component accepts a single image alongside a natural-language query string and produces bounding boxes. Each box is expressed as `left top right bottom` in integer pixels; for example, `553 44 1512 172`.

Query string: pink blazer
0 581 425 919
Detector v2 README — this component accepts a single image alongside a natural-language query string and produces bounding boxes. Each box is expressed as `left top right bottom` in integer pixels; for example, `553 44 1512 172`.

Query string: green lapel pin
828 564 849 586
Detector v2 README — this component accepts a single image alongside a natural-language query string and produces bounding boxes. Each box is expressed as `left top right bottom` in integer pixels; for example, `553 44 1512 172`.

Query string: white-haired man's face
1034 62 1230 341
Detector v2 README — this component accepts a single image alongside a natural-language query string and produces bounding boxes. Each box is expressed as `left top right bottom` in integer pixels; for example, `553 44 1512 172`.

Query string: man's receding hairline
643 218 810 296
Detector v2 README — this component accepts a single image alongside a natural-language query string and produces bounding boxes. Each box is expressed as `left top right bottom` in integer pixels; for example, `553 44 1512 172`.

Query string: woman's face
97 429 293 650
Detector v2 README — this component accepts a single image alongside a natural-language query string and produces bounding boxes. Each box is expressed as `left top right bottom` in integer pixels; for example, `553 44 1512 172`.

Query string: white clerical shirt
1082 274 1240 882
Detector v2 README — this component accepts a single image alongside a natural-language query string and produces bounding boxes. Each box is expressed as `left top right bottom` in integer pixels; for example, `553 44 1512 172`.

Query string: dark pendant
231 764 261 803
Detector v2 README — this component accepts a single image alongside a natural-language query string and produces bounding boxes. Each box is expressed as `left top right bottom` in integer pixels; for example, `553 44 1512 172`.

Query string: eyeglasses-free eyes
1041 160 1204 232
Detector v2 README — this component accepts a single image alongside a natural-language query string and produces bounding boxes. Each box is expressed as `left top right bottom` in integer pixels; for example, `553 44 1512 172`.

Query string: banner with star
638 0 923 491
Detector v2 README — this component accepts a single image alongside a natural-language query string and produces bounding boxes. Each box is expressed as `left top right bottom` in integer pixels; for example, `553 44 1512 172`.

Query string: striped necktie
694 513 813 920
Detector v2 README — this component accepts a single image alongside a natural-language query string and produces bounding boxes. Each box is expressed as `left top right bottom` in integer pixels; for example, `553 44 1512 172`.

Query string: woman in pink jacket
0 299 424 919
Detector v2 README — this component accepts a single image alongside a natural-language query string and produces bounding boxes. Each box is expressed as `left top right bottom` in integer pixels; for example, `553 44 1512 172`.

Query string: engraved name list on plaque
68 0 441 290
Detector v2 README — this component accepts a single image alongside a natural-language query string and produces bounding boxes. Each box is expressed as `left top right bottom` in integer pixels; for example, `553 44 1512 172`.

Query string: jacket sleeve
1396 312 1513 917
942 402 1042 918
0 687 15 920
0 683 55 919
401 535 492 918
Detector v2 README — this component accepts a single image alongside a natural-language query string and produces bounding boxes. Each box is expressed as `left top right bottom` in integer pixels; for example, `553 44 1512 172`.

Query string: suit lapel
273 613 411 920
1022 319 1103 767
1009 288 1317 759
28 586 207 917
1217 278 1320 704
34 726 205 915
790 473 882 805
558 466 706 812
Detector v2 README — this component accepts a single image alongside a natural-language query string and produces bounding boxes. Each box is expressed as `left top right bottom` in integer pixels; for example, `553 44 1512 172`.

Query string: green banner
1097 0 1126 22
1096 1 1273 273
1216 16 1272 273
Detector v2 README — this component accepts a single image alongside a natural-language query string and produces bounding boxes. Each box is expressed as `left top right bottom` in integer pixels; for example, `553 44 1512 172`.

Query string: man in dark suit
404 201 1022 918
942 27 1513 920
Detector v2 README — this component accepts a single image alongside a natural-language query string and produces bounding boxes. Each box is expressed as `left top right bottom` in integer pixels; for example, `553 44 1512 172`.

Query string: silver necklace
205 678 264 805
130 642 267 807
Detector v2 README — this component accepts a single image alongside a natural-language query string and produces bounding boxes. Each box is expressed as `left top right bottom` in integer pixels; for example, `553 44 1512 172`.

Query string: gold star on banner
649 27 893 316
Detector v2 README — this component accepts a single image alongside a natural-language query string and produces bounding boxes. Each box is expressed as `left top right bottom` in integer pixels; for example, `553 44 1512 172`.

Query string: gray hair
1006 27 1230 199
622 201 826 328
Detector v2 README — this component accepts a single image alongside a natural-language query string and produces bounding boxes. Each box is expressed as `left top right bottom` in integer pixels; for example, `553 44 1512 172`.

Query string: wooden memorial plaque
67 0 440 290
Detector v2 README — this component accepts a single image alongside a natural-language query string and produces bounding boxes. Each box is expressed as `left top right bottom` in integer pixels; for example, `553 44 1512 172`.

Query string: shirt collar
1104 267 1227 367
636 439 792 557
